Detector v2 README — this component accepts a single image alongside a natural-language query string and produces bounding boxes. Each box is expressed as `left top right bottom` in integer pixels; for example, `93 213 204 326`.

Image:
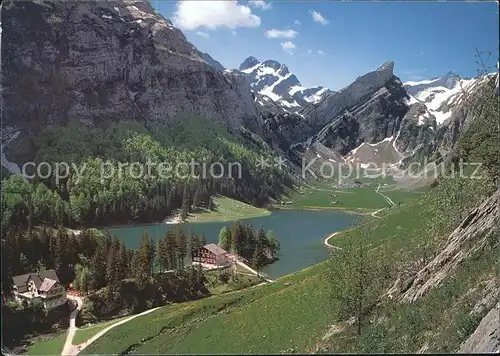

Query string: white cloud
307 49 312 54
293 20 301 27
317 50 325 55
248 0 272 10
310 10 329 25
232 30 237 36
173 1 261 31
281 41 296 54
265 28 298 39
196 31 210 38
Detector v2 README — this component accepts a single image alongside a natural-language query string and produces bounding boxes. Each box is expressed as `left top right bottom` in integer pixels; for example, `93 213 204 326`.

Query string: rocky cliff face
398 73 497 169
302 62 397 129
390 189 499 303
300 61 435 162
2 0 257 136
459 302 499 353
2 0 493 174
313 73 409 155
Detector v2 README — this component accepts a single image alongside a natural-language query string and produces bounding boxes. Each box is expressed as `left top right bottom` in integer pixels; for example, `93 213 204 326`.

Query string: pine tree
328 229 381 336
134 232 153 289
231 221 245 254
156 239 163 273
267 231 280 255
181 185 190 216
165 230 177 270
193 185 201 208
106 240 119 287
251 245 264 274
256 227 267 248
158 235 169 271
218 226 232 251
89 243 107 290
200 233 207 246
243 223 255 259
117 242 128 280
176 228 187 269
148 235 156 276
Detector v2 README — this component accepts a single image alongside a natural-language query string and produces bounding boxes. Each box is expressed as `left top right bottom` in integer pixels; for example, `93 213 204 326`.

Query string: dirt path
235 261 274 283
371 208 386 219
61 294 83 356
323 232 342 249
75 307 160 354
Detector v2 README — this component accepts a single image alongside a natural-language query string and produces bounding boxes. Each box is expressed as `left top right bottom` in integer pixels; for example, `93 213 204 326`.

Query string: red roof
39 278 58 292
203 244 228 256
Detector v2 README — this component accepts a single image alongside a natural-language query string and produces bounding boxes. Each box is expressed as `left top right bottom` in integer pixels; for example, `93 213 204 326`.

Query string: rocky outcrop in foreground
395 189 499 303
459 303 499 353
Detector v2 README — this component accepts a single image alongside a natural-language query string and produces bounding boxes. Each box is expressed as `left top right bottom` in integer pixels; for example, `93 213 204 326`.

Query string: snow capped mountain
404 71 481 124
238 56 331 112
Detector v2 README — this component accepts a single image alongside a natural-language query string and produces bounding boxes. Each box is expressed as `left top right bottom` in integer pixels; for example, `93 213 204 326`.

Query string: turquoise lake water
102 210 360 279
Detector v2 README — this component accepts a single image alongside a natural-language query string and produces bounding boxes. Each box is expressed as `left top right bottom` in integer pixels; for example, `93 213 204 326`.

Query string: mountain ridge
237 56 331 113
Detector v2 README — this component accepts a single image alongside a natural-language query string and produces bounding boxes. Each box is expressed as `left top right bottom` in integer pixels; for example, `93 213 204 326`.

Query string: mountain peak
239 56 260 71
238 57 330 112
377 61 395 75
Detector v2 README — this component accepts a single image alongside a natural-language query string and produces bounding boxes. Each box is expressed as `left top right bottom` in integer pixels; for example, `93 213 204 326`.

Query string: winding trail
62 295 83 356
376 184 396 207
371 208 386 219
323 232 342 249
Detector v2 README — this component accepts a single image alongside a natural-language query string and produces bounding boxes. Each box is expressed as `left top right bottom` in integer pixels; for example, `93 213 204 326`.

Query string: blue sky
153 1 498 89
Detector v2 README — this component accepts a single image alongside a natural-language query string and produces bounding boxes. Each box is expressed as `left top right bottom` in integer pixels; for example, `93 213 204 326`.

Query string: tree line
2 224 217 295
1 225 214 348
2 118 292 232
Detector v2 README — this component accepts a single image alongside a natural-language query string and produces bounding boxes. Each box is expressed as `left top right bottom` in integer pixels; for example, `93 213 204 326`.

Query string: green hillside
187 195 271 223
81 169 496 354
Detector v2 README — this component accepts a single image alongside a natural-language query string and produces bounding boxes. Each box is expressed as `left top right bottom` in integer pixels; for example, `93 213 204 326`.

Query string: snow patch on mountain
404 72 484 125
344 136 403 166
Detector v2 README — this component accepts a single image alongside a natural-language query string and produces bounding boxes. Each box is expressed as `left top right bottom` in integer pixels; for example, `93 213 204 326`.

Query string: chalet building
192 244 229 267
11 269 67 310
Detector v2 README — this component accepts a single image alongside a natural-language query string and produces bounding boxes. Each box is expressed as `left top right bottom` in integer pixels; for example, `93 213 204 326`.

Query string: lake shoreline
322 231 343 248
101 210 360 279
272 205 374 216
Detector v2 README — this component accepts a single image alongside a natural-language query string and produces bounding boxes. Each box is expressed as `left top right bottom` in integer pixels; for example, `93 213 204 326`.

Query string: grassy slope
186 195 270 223
285 180 417 212
82 264 330 354
26 333 66 356
379 188 424 205
73 316 128 345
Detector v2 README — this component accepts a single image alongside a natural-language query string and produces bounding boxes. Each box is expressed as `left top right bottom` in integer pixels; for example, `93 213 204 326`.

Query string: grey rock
239 56 260 71
313 73 408 155
238 57 331 112
302 61 396 130
459 303 499 353
196 50 225 71
399 189 499 303
2 0 257 140
404 71 461 97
